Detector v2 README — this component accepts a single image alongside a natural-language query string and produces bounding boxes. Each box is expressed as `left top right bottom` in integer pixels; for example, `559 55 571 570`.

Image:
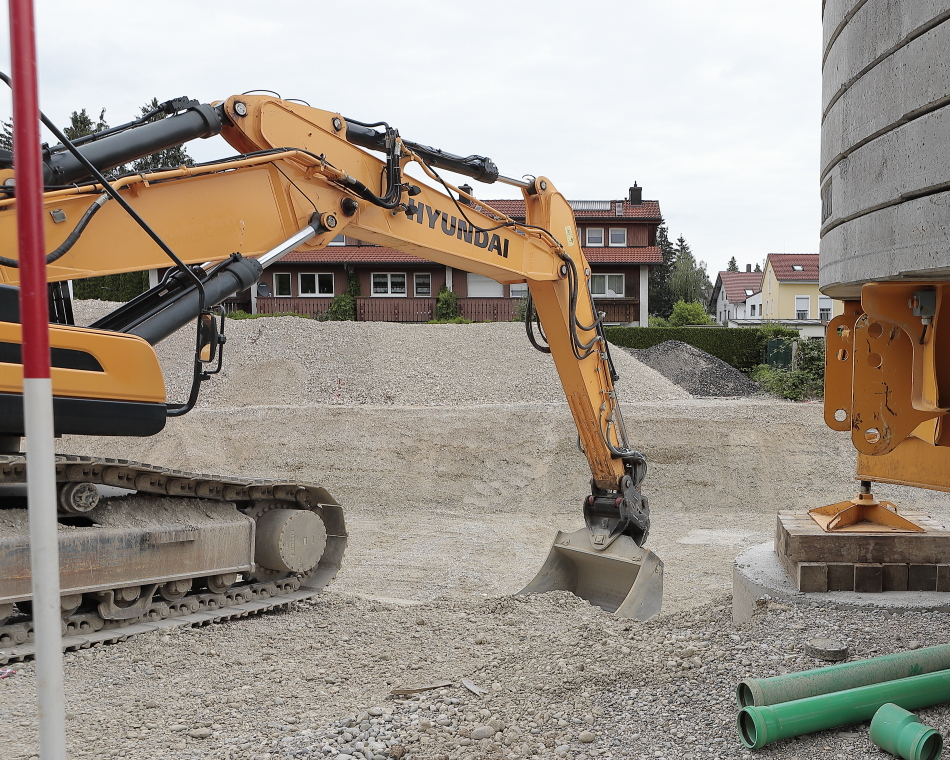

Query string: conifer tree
727 256 739 272
648 224 677 318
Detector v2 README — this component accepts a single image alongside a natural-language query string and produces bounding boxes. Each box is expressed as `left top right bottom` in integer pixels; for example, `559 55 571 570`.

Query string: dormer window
745 289 754 296
791 264 804 271
615 202 623 215
586 228 604 246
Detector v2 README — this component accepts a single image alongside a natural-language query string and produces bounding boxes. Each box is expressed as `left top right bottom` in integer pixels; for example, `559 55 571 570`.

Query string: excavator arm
0 93 662 618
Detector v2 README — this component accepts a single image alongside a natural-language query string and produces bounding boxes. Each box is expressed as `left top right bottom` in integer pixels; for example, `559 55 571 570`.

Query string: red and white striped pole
9 1 67 757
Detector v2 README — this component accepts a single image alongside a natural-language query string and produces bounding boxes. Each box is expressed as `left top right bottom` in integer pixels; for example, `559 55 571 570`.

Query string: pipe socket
871 704 943 760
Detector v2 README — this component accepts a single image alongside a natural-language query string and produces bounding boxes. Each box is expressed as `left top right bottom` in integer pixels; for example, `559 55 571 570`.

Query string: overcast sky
0 0 821 278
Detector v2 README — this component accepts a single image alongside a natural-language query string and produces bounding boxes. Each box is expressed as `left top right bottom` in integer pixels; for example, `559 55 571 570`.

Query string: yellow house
760 253 844 323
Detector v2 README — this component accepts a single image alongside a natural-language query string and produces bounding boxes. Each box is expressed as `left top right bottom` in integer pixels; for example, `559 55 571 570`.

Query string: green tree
727 256 739 272
326 269 361 321
63 107 108 141
668 299 713 327
434 284 461 321
669 235 712 304
648 224 676 319
131 98 194 173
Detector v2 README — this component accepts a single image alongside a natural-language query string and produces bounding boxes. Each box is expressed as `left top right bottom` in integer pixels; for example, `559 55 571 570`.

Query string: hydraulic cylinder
737 643 950 707
737 669 950 749
870 703 942 760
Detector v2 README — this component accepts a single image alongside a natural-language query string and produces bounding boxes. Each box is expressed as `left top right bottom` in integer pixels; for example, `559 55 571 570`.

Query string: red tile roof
584 246 662 264
717 271 763 303
282 244 662 266
768 253 819 281
282 246 429 264
478 199 662 220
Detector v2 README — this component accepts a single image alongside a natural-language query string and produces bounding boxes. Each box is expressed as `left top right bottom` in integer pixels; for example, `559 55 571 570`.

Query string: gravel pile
621 341 759 397
7 591 950 760
71 301 690 406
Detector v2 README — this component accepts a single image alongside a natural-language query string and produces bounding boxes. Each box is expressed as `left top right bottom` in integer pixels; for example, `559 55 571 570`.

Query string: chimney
746 264 751 272
628 182 642 205
458 183 473 206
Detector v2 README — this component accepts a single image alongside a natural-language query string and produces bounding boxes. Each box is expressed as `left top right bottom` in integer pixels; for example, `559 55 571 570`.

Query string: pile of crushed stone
620 340 760 397
71 300 690 406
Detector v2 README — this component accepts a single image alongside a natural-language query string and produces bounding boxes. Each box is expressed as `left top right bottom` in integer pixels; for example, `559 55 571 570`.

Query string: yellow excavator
0 88 663 658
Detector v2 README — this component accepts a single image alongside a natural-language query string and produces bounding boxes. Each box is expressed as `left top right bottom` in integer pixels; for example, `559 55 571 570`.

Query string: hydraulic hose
738 642 950 707
737 669 950 749
0 192 109 269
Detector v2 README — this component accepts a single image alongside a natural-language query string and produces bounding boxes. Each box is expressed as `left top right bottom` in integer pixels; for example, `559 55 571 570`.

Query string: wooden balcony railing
594 297 640 323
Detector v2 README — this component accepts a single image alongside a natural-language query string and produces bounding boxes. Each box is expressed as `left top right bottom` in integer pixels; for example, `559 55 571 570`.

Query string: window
819 296 832 321
608 228 627 247
795 295 810 319
750 304 756 317
590 273 624 297
273 272 291 297
299 272 334 296
509 283 529 299
791 264 804 271
329 234 346 246
615 202 623 215
585 228 604 246
745 289 754 297
372 272 406 296
414 272 432 297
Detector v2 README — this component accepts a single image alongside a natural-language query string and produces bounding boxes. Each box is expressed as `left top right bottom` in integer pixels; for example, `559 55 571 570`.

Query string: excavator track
0 454 347 666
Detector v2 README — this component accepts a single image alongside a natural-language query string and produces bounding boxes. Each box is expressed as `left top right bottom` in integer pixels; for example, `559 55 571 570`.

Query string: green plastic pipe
737 643 950 707
870 704 943 760
737 669 950 749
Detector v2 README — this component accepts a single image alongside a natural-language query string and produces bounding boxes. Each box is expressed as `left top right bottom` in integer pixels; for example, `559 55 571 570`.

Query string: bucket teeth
517 528 663 620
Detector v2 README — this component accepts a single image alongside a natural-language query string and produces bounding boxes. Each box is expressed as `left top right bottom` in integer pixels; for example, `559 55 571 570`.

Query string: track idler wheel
204 574 237 594
159 579 193 601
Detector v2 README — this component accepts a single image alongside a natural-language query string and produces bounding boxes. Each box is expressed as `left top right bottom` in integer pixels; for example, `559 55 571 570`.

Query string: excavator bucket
518 528 663 620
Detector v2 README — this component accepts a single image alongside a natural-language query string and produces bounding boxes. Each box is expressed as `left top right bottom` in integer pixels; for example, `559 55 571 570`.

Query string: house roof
767 253 819 281
716 271 763 304
282 246 429 265
584 246 662 264
478 198 662 221
281 244 662 266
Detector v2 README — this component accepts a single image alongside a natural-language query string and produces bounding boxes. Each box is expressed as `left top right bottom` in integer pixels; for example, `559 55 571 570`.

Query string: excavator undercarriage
0 453 346 664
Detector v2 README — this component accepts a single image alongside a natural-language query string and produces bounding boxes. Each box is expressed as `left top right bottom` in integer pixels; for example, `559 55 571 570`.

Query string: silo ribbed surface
820 1 950 299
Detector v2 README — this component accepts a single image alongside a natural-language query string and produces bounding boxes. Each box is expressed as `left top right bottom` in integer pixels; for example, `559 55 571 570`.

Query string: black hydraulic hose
0 192 109 268
524 291 551 354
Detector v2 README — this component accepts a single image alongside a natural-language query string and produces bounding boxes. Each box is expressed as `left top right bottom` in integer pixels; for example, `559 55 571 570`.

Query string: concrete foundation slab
733 542 950 624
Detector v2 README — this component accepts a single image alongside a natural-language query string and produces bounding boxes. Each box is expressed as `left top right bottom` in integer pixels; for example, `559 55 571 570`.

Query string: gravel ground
622 341 760 398
6 593 950 760
6 301 948 759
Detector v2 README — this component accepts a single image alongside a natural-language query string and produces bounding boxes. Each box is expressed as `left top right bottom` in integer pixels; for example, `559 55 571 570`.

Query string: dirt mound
622 339 760 397
71 300 690 406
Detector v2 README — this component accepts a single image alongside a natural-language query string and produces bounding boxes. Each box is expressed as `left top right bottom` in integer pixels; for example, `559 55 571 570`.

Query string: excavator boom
0 90 662 631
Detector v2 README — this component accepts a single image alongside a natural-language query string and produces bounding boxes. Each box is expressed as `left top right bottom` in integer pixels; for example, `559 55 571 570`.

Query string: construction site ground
5 308 950 760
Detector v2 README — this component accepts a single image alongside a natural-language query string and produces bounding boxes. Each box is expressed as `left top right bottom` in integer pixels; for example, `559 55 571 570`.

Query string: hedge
604 326 799 371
